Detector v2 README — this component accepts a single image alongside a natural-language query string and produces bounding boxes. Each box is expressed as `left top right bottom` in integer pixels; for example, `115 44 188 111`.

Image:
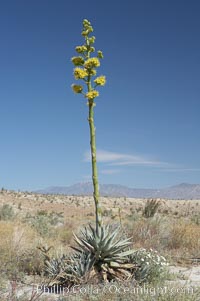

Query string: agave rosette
72 224 135 266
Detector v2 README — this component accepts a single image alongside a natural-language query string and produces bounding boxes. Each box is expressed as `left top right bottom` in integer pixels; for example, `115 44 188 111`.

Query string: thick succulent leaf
79 237 95 252
73 233 95 252
102 242 131 258
88 224 97 238
102 255 123 262
118 249 136 257
112 237 132 248
108 261 136 268
106 240 132 254
101 226 121 250
70 245 85 254
73 233 85 246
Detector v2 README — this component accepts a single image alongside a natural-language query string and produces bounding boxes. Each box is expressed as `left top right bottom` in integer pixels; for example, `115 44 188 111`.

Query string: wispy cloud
84 149 169 167
84 149 128 162
161 168 200 172
83 149 200 174
100 169 121 175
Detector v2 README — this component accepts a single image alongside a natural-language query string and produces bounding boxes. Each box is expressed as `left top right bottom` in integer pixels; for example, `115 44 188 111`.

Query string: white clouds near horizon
84 149 169 167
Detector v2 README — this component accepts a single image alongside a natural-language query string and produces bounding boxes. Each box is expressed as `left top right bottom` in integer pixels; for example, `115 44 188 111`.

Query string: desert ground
0 189 200 300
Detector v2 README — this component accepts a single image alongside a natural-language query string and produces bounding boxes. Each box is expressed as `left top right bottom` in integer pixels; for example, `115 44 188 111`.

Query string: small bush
0 204 15 220
167 220 200 251
191 213 200 225
24 210 64 237
17 248 45 275
127 215 168 251
0 222 43 281
55 225 73 244
130 248 168 283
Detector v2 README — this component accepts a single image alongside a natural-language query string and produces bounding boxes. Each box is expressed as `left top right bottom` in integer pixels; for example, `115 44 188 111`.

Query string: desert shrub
0 221 46 280
142 199 160 218
0 204 15 220
24 210 64 237
55 225 74 245
129 248 168 283
17 248 45 275
167 220 200 251
128 207 141 222
31 215 50 237
127 216 169 252
190 213 200 225
102 208 113 217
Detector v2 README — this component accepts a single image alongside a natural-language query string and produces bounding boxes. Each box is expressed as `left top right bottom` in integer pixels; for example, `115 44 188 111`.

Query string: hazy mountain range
35 182 200 199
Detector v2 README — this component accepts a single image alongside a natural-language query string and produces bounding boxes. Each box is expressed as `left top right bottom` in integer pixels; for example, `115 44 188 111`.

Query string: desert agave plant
69 19 137 283
44 251 95 287
71 223 136 282
39 19 166 288
68 251 96 283
45 254 69 278
42 224 136 285
38 19 137 287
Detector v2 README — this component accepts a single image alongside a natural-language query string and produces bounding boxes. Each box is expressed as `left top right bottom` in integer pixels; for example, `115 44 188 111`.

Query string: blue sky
1 0 200 191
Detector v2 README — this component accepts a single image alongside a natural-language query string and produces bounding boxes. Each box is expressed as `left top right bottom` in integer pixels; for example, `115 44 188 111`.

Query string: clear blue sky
1 0 200 191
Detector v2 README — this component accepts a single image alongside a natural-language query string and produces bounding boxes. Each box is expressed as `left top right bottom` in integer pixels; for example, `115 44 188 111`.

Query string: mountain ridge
35 182 200 199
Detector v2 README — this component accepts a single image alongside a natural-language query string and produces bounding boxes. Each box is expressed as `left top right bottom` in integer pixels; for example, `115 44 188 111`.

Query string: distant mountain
35 182 200 199
155 183 200 199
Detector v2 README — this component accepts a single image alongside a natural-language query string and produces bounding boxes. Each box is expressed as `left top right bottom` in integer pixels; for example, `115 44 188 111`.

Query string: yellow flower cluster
76 46 87 53
74 68 88 79
71 56 84 66
82 19 93 36
88 69 97 76
83 19 91 26
85 90 99 100
84 58 100 69
97 51 103 59
71 20 105 104
88 36 95 44
89 46 95 52
82 28 93 36
94 76 106 86
71 84 83 93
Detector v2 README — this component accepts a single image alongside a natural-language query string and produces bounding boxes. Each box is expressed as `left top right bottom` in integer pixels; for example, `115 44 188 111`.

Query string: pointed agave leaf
79 237 95 252
108 261 121 268
101 226 121 251
72 238 87 251
70 245 84 253
108 261 135 269
73 233 95 252
88 224 97 238
110 238 132 250
113 236 132 247
113 243 132 253
101 224 110 241
73 232 84 245
118 249 136 257
103 257 123 263
102 240 132 258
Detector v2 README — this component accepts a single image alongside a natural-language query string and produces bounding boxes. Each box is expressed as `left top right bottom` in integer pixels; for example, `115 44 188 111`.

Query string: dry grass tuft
167 219 200 252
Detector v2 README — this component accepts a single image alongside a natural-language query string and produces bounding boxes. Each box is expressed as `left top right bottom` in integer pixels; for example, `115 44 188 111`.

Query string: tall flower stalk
71 19 106 235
